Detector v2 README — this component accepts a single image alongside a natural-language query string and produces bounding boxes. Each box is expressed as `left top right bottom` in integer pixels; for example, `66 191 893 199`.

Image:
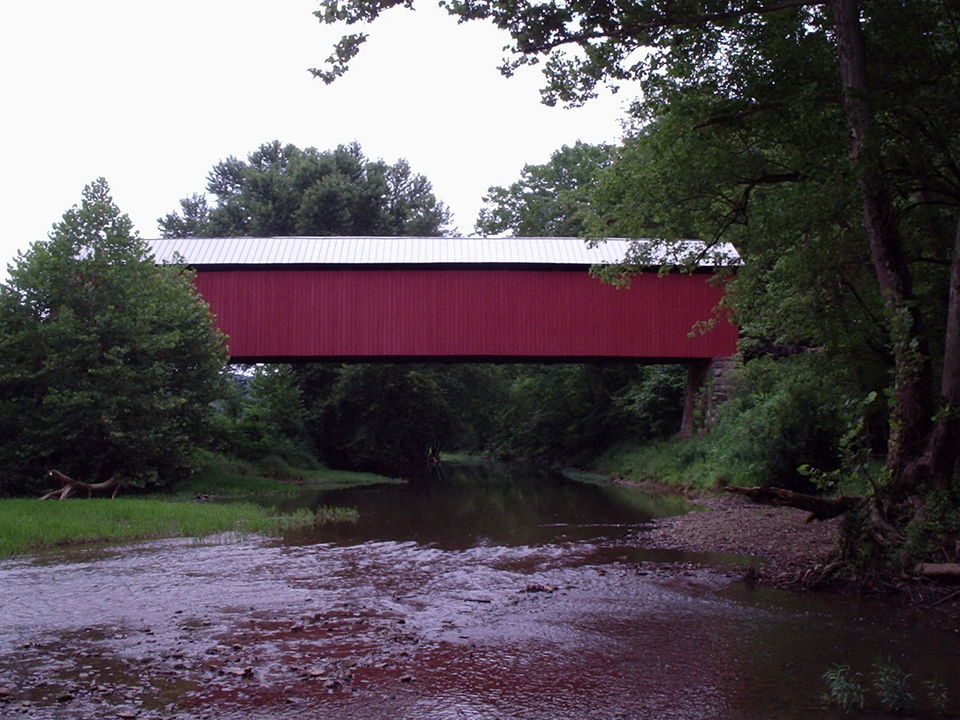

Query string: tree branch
39 470 121 500
693 102 788 129
519 0 827 54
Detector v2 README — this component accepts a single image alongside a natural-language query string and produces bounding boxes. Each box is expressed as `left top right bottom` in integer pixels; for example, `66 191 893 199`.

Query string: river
0 462 957 719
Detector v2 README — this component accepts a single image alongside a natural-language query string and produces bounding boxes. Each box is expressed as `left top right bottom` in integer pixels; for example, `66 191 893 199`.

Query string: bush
704 354 853 490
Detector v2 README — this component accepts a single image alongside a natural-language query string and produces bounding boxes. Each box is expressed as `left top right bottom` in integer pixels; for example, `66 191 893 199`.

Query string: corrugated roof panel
147 236 740 267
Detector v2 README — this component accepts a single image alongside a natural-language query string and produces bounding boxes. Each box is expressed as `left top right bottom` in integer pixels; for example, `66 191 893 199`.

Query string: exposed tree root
39 470 121 500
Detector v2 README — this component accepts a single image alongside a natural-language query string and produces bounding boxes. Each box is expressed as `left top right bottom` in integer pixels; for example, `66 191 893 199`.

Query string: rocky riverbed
2 469 958 719
643 493 843 578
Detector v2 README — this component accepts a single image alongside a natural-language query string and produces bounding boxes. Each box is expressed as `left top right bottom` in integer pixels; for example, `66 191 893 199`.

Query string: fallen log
915 563 960 579
723 485 863 522
39 470 121 500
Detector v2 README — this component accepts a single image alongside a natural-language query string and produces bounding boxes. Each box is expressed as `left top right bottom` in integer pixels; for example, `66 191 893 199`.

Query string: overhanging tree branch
516 0 827 54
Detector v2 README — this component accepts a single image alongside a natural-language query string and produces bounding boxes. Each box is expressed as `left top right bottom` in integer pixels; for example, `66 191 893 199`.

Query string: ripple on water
1 465 958 720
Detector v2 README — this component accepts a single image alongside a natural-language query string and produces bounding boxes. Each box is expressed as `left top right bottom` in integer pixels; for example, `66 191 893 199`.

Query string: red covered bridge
148 236 738 364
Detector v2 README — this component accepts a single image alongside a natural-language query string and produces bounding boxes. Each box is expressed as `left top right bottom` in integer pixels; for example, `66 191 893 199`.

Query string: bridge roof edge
146 236 740 268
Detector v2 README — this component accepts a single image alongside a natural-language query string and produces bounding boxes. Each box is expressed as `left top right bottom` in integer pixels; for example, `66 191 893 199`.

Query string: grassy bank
173 450 399 500
592 436 723 492
0 499 336 558
592 434 876 497
0 451 396 559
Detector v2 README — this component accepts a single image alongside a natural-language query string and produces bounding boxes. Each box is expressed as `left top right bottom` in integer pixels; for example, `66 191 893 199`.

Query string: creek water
0 462 958 720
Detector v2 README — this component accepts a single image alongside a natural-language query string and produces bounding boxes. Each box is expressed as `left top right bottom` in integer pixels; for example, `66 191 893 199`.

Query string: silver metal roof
146 236 739 267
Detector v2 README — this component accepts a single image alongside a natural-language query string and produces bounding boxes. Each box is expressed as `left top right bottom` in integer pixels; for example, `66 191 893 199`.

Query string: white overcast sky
0 0 634 272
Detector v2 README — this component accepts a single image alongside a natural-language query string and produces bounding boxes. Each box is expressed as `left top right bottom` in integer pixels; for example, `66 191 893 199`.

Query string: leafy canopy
475 141 614 237
0 179 227 495
160 140 452 238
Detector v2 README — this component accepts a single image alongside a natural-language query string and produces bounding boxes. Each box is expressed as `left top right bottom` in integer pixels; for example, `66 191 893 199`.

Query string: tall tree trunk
680 359 710 437
830 0 936 487
911 216 960 489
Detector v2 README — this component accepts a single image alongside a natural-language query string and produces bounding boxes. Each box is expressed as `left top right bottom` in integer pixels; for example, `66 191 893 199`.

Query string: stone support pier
680 356 736 436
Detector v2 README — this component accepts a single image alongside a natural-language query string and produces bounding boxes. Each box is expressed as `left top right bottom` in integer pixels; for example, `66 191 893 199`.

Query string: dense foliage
0 180 227 495
159 140 451 238
573 4 958 507
303 363 506 475
476 141 614 237
491 364 685 464
212 365 319 475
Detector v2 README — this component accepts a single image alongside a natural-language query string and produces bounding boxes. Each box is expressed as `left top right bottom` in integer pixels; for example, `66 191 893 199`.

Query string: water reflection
277 462 691 548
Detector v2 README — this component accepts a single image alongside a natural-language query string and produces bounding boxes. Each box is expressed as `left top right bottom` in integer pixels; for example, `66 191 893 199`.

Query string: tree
217 365 318 471
159 140 451 237
475 141 614 236
315 0 960 566
307 363 505 475
0 179 227 495
492 364 685 464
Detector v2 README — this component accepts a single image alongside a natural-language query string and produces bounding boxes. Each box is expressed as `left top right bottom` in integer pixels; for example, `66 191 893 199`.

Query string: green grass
0 450 389 559
0 498 350 558
592 436 725 491
172 449 400 500
436 452 489 465
593 434 884 498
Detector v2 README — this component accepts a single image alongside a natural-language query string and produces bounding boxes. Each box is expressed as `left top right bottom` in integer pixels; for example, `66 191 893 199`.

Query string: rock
522 583 557 593
399 674 414 683
56 692 74 703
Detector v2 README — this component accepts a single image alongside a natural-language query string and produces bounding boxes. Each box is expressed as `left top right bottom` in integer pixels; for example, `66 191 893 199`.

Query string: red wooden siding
194 268 737 361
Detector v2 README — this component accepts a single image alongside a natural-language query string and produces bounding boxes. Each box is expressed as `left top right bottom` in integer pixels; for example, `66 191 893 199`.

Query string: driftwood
39 469 121 500
723 485 862 522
